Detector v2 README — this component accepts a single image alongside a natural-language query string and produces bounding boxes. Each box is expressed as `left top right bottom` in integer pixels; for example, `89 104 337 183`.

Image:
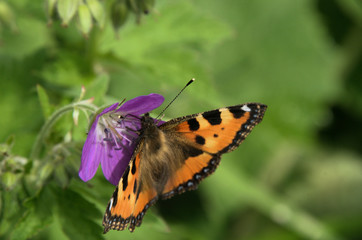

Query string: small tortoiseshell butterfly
103 102 267 233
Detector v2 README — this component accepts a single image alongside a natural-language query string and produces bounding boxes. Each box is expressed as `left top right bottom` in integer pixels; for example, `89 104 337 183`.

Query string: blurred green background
1 0 362 239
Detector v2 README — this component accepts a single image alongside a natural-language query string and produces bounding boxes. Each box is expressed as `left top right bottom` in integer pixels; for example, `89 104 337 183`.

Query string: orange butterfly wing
103 153 158 233
103 103 267 232
160 103 267 198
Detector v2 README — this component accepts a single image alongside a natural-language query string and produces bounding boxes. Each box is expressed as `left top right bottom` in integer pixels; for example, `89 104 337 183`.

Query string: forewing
160 103 267 198
163 103 267 154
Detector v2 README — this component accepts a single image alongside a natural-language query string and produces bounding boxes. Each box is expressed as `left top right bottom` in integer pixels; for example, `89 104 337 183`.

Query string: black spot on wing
202 110 222 125
112 186 118 207
187 118 200 131
136 181 142 201
182 145 203 158
214 134 218 138
122 166 130 191
195 135 205 145
133 179 137 194
131 161 136 175
228 106 245 119
189 147 203 157
220 103 267 154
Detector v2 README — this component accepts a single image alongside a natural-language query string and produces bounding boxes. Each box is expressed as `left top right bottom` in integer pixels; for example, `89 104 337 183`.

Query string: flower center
99 112 140 150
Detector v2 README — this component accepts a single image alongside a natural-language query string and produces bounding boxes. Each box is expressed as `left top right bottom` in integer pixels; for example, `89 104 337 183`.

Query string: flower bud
86 0 105 28
0 1 17 31
78 3 92 37
45 0 58 25
0 136 14 158
54 165 69 188
64 131 72 143
1 172 19 190
80 85 86 99
0 155 27 190
73 108 80 126
126 0 139 13
57 0 81 27
138 0 155 14
38 162 55 184
111 0 129 33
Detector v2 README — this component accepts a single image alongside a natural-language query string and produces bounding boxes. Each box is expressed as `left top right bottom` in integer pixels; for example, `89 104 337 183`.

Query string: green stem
30 101 98 160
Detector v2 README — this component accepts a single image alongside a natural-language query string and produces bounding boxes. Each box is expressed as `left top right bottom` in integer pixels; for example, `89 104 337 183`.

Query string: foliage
0 0 361 239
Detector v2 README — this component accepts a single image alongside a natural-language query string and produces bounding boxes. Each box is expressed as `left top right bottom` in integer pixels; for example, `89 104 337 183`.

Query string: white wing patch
241 105 251 112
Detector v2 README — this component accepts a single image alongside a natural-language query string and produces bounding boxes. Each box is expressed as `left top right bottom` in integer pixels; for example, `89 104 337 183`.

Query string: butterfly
102 102 267 233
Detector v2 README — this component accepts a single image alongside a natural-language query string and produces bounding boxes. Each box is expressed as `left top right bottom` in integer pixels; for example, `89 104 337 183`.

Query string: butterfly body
103 103 267 233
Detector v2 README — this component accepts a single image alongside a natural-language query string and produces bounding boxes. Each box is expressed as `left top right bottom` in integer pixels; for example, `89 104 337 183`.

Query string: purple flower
79 93 164 185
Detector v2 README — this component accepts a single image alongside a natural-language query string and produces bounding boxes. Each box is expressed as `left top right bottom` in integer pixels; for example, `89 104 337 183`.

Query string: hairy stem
30 101 97 160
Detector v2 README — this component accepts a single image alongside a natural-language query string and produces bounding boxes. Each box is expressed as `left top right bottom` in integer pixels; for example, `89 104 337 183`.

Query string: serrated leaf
36 85 52 119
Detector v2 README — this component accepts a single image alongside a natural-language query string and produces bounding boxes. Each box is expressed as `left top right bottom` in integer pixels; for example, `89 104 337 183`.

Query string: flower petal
100 102 119 116
118 93 164 116
100 140 136 185
79 94 165 185
79 122 102 182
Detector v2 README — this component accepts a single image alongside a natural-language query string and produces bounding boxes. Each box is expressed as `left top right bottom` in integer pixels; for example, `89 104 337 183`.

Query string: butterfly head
140 113 160 135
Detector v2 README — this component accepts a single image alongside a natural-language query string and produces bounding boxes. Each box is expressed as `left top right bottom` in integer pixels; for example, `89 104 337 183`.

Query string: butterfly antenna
156 78 195 119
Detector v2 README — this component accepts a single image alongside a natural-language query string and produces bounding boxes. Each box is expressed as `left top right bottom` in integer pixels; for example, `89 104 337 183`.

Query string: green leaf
40 55 88 88
54 165 70 188
101 0 232 59
337 0 362 23
198 0 341 142
54 188 104 240
36 85 52 120
84 73 109 104
10 187 55 240
0 16 50 59
100 0 232 108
